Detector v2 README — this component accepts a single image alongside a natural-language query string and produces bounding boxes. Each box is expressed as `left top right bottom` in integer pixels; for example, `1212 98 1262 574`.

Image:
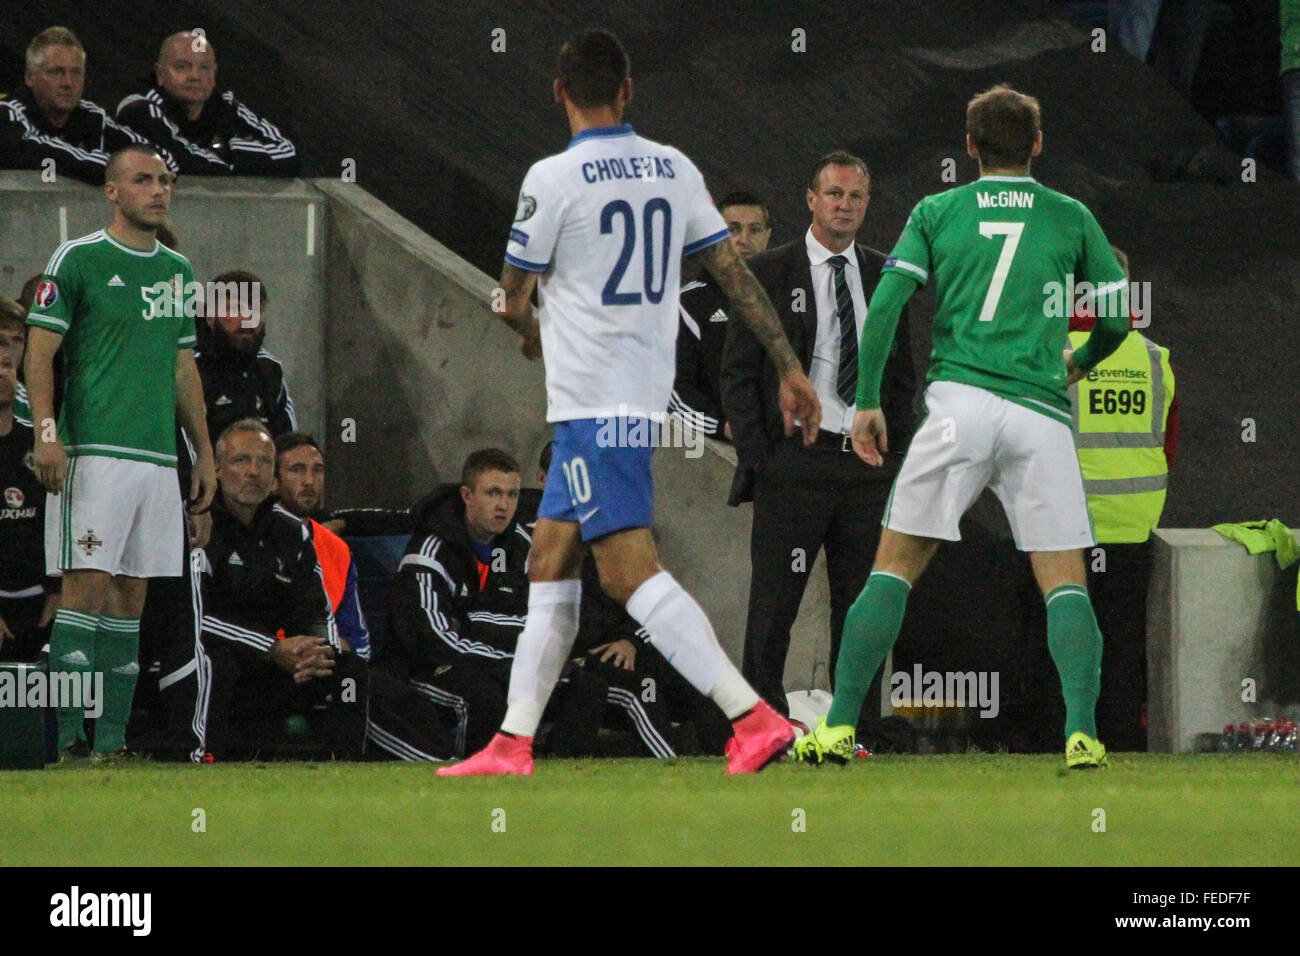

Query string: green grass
5 753 1299 866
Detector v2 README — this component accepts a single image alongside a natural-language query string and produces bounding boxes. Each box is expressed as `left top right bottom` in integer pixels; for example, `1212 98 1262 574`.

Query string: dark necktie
827 254 858 407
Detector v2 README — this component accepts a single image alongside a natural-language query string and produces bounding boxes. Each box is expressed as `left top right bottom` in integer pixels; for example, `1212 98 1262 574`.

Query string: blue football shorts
538 418 655 542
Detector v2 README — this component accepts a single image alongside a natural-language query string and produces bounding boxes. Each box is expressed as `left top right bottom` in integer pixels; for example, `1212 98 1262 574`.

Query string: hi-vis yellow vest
1068 330 1175 544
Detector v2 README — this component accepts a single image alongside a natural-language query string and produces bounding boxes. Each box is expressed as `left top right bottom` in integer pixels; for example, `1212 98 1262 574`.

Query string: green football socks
93 616 141 754
827 571 912 729
1045 585 1102 740
49 608 98 749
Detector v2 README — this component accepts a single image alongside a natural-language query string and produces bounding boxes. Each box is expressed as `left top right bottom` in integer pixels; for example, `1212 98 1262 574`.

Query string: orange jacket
310 520 350 612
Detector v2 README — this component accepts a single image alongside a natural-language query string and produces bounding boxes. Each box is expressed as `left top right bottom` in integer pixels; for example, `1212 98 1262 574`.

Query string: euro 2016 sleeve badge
34 279 59 309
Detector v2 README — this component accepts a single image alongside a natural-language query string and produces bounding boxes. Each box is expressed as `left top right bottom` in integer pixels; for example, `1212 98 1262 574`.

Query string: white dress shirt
805 228 867 435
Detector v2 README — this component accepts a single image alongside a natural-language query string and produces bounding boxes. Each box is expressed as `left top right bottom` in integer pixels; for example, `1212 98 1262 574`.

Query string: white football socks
502 579 582 737
625 570 759 720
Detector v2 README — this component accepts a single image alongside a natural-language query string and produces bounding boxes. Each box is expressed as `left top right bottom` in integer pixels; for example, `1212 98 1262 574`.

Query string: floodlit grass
5 753 1298 866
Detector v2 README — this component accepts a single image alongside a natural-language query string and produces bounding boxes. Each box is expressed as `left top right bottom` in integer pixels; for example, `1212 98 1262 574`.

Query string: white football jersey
505 124 728 422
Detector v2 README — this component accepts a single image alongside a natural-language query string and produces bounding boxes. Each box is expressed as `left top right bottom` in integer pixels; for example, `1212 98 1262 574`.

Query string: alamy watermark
0 667 102 717
594 405 704 459
1043 273 1150 328
890 664 999 718
50 886 150 936
139 276 262 328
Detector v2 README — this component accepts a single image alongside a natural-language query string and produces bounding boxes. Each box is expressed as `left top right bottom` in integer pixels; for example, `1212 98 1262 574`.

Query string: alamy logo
890 664 1000 718
1042 273 1151 327
137 275 262 325
49 886 151 936
0 667 103 718
594 404 704 459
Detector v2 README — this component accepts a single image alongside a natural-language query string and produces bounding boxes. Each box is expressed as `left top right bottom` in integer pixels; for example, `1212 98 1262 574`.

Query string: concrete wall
314 178 549 503
0 171 327 438
1148 528 1300 752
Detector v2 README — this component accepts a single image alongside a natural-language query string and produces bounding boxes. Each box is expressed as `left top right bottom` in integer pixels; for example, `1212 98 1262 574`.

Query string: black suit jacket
720 238 917 505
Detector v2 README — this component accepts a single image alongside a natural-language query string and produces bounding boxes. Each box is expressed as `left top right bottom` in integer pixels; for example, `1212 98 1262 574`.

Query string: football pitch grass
7 753 1298 866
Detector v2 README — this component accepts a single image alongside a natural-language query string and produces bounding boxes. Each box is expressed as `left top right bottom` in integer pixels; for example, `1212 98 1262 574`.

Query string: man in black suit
721 150 917 726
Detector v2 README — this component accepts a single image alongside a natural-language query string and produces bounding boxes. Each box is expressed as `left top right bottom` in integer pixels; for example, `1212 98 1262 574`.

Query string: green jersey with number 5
882 175 1126 425
26 230 197 466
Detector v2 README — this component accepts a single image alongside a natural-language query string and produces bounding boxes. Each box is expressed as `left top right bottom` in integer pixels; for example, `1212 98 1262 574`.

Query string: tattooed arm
494 263 542 360
698 240 821 442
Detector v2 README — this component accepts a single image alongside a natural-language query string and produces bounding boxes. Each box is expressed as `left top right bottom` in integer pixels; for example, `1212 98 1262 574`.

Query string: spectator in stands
670 191 773 441
116 31 299 176
0 350 58 662
187 419 366 760
0 27 171 185
273 432 370 661
367 448 605 760
194 270 296 447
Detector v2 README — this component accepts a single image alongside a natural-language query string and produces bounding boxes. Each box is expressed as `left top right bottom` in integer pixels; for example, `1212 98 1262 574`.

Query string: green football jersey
26 230 197 465
883 176 1127 425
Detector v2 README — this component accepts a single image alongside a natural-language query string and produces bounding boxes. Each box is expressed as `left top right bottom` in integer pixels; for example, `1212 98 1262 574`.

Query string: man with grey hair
116 30 298 176
0 26 171 185
170 418 366 760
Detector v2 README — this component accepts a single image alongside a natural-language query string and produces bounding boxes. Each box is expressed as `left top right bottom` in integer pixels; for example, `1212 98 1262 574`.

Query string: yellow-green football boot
793 717 856 765
1065 731 1108 769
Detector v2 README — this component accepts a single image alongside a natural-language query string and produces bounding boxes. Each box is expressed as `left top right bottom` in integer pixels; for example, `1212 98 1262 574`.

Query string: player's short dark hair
966 84 1041 169
807 150 870 193
215 418 273 465
105 143 168 182
274 432 322 477
538 440 553 473
461 448 520 490
717 190 771 229
556 29 628 109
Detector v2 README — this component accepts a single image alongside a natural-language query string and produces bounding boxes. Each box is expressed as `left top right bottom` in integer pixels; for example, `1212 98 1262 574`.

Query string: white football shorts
882 381 1094 552
45 455 184 577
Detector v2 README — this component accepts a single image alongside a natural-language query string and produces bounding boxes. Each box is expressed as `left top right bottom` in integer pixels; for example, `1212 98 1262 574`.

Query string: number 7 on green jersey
977 221 1024 322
